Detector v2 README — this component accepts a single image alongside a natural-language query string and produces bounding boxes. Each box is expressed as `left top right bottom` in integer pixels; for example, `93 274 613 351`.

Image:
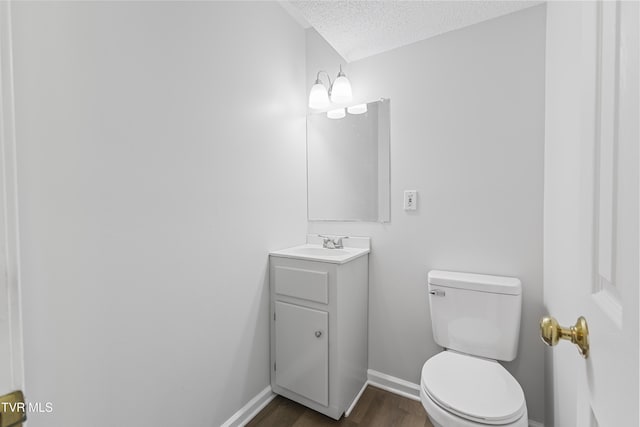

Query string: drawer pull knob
315 330 322 338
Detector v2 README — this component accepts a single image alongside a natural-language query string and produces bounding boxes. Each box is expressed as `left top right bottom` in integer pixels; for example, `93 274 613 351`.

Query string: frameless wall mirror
307 98 390 222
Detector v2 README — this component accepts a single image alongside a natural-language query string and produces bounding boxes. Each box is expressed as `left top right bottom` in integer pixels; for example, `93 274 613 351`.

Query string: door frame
0 0 25 394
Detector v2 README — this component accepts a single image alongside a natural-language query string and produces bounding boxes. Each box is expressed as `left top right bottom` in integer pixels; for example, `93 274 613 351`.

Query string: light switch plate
404 190 417 210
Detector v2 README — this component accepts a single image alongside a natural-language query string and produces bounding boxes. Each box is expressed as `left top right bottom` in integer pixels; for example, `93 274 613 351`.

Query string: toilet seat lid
421 351 526 424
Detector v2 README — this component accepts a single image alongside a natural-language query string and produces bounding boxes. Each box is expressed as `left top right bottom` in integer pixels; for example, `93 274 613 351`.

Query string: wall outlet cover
404 190 417 210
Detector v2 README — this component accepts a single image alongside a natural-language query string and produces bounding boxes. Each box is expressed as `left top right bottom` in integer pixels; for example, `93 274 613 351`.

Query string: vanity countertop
270 235 370 264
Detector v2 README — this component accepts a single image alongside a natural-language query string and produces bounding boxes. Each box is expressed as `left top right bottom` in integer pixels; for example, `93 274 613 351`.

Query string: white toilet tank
428 270 522 362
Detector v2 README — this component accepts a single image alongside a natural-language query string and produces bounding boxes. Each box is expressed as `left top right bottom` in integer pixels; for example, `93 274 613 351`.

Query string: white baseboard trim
223 372 545 427
345 381 368 417
367 369 421 401
221 385 276 427
367 369 544 427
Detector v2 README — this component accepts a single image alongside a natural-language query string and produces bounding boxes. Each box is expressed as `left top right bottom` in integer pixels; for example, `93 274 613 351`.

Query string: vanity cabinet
269 241 369 420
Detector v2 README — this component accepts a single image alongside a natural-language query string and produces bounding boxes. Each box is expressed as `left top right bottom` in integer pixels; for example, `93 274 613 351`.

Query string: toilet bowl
421 271 528 427
420 351 527 427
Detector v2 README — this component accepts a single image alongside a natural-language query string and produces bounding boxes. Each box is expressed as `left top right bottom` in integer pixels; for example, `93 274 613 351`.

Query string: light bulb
308 82 329 109
347 104 367 115
327 108 346 119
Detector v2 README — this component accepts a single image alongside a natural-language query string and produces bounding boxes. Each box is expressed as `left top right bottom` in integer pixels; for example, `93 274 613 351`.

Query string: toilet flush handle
429 289 445 297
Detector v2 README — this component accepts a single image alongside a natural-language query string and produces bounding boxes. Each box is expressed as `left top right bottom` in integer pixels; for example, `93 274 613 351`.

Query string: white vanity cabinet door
274 301 329 406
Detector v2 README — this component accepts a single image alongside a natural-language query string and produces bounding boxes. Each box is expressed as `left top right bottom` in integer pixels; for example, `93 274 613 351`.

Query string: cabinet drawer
274 266 328 304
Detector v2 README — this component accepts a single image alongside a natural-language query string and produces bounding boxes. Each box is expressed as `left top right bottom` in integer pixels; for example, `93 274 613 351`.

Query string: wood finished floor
246 386 435 427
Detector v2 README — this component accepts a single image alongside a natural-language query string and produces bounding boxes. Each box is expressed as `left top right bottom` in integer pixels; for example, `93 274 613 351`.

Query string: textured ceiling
285 1 543 62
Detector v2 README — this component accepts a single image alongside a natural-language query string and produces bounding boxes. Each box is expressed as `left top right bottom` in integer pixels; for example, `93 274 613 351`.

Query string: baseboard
224 372 545 427
220 386 276 427
345 381 368 417
367 369 421 401
367 369 544 427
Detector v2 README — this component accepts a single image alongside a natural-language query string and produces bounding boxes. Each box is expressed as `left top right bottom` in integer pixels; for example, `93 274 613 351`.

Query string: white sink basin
291 247 350 257
270 244 369 264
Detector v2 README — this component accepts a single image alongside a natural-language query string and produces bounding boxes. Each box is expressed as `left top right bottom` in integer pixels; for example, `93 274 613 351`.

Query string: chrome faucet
318 234 348 249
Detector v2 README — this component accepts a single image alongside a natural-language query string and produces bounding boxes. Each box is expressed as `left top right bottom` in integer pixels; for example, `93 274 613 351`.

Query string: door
544 1 638 426
0 1 26 424
274 301 328 406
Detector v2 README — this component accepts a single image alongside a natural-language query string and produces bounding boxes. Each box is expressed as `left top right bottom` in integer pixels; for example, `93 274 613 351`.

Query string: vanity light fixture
347 103 367 115
327 108 346 119
308 82 330 109
330 66 353 103
327 104 366 120
308 65 353 110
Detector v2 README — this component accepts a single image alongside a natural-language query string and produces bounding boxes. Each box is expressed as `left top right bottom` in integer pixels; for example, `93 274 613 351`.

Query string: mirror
307 98 390 222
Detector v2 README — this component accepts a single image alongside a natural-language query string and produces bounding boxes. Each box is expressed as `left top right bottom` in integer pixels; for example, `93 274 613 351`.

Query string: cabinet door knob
315 330 322 338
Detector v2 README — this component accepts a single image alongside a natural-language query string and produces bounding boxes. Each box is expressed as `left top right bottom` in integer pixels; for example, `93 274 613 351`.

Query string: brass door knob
0 390 26 427
540 315 589 358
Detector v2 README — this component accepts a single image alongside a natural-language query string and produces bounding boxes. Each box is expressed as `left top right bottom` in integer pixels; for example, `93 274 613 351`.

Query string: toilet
420 270 528 427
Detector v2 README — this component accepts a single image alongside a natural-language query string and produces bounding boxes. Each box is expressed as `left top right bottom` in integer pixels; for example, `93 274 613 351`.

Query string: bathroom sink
290 247 350 257
270 243 369 264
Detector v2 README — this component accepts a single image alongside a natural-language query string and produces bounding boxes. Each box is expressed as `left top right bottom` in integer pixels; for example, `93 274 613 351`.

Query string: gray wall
306 5 547 423
11 2 307 426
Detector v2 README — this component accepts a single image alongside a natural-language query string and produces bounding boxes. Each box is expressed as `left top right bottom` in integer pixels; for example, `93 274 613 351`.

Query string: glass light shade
330 75 353 104
308 83 330 109
327 108 346 119
347 104 367 115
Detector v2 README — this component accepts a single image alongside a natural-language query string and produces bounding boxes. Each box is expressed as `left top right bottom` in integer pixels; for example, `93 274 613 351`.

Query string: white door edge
0 0 25 394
